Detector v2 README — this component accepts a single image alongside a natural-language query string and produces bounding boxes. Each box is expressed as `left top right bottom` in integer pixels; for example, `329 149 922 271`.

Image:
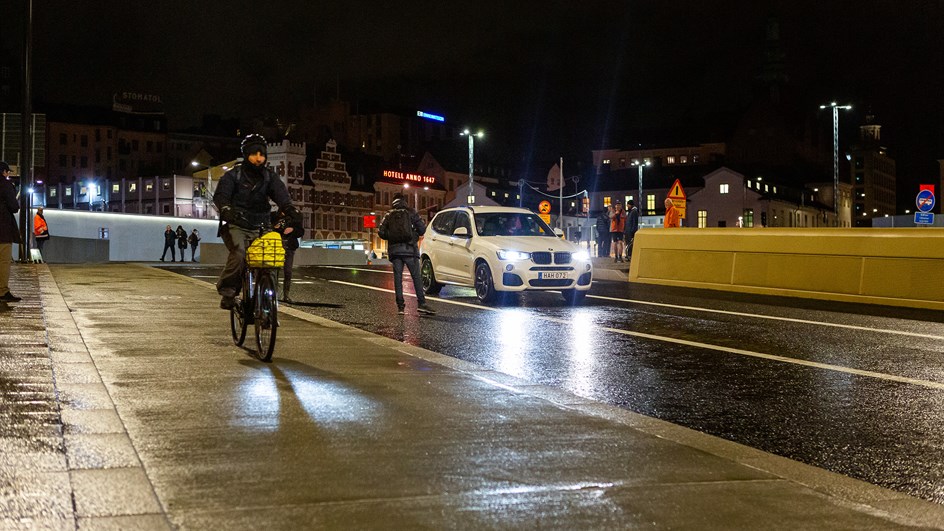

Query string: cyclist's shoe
220 296 237 310
0 291 21 302
397 306 405 315
417 304 437 315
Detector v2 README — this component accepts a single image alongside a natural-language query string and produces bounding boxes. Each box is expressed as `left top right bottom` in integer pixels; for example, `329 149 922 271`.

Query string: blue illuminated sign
416 111 445 122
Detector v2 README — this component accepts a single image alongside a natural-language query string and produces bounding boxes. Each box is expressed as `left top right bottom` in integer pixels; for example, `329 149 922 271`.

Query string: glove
283 205 302 225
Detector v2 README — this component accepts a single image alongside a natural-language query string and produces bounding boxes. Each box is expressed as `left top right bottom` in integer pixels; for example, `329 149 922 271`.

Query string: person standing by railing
33 207 50 256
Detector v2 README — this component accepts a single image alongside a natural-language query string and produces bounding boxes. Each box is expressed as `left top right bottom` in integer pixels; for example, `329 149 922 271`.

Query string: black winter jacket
0 178 19 244
213 163 294 229
380 206 426 258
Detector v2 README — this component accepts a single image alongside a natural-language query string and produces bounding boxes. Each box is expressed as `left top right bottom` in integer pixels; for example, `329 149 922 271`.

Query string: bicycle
230 227 284 362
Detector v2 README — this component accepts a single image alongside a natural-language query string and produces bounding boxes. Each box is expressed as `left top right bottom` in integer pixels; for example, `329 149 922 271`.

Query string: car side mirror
553 227 564 237
453 226 470 237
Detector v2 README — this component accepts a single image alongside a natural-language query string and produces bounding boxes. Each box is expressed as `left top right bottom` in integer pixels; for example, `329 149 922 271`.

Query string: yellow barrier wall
628 228 944 310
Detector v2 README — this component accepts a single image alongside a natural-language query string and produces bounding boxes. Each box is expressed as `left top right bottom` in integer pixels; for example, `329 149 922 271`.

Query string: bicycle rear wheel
254 270 278 361
230 296 247 346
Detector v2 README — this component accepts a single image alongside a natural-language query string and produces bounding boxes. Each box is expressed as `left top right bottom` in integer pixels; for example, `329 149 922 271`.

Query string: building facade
848 115 896 226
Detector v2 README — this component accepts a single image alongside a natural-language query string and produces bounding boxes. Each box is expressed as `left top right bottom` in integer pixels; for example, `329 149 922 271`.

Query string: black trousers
217 225 255 297
161 242 176 261
391 255 425 309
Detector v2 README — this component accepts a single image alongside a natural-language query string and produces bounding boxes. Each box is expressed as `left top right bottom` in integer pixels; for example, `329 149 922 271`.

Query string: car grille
531 252 572 265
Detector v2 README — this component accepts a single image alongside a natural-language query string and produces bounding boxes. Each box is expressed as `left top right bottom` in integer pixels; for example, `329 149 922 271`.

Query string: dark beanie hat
0 161 9 173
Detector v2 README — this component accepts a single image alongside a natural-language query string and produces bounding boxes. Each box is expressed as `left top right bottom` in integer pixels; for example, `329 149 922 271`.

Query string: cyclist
213 134 301 310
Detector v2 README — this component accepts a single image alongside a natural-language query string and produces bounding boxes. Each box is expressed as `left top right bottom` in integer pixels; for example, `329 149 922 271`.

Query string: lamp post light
632 160 651 213
460 129 483 205
820 102 852 226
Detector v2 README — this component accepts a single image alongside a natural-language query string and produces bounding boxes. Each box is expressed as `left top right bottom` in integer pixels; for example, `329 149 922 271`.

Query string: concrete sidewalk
2 262 943 529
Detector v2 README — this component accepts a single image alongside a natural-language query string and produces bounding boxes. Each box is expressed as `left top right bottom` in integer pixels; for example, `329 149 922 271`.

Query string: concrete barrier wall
14 210 367 266
200 243 367 266
628 228 944 310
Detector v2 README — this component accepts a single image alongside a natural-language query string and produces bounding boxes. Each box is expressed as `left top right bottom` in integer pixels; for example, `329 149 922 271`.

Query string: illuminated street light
631 160 651 213
820 102 852 226
460 129 484 205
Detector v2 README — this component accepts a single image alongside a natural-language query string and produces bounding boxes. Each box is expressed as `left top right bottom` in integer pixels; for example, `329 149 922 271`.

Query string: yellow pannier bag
246 231 285 268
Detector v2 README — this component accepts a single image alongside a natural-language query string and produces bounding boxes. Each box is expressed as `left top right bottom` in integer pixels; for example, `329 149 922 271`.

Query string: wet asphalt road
170 264 944 505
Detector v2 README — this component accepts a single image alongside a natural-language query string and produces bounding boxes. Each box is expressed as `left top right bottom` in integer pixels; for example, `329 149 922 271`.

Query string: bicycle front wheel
254 270 278 361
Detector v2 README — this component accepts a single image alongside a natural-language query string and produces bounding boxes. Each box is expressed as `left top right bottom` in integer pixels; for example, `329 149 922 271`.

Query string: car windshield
474 212 556 237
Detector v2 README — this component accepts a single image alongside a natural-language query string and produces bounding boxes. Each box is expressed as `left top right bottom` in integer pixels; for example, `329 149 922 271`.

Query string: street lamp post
632 160 651 213
460 129 483 205
820 102 852 226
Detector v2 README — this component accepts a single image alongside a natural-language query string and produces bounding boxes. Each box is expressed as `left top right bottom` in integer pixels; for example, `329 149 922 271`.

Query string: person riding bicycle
213 134 301 310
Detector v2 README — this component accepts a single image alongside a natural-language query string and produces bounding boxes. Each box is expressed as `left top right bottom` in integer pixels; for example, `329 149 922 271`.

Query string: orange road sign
667 179 687 219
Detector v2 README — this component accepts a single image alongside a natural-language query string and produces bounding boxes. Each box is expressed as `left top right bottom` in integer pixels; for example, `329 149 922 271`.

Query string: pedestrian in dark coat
273 209 304 302
0 161 22 302
160 225 176 261
176 225 188 260
624 199 640 260
187 229 201 262
595 208 611 258
379 193 436 315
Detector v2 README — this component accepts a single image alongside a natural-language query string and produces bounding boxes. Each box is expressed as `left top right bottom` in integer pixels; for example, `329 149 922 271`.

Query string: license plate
539 272 568 280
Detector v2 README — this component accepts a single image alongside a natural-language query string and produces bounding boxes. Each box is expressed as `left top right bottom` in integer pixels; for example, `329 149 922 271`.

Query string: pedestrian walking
379 192 436 316
595 208 611 258
0 161 21 302
664 198 681 228
176 225 188 261
33 206 50 256
610 203 626 262
187 229 201 262
160 225 176 262
624 199 639 260
272 209 303 302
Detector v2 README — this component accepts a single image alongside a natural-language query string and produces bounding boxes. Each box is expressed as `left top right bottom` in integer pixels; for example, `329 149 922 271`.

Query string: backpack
381 209 415 244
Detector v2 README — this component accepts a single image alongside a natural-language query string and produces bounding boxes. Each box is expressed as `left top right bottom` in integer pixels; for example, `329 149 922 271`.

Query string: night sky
4 1 943 204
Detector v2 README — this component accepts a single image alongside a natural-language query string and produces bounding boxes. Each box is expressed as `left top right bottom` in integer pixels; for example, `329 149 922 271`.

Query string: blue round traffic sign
916 190 935 213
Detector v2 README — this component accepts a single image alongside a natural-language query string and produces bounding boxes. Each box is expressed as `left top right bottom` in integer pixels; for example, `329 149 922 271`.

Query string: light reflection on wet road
173 264 944 504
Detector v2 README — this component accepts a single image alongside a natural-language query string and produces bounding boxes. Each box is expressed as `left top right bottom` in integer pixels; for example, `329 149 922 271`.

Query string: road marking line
589 294 944 341
323 266 392 275
330 279 944 391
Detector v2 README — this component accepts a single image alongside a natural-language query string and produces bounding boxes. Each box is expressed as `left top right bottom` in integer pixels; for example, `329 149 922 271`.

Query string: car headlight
497 249 531 261
572 250 590 262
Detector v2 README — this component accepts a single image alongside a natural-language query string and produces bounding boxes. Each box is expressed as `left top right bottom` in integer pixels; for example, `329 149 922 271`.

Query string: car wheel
562 288 586 305
474 262 498 304
421 256 443 295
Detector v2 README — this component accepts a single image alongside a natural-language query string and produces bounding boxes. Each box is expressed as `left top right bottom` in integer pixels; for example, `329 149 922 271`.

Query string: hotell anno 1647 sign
383 170 436 185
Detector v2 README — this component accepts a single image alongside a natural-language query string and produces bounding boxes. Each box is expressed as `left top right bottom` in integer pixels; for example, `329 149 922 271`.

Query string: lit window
719 184 729 194
603 196 611 207
79 186 87 195
129 183 137 192
646 194 656 214
50 189 57 198
603 159 610 165
697 210 707 228
146 183 154 192
773 186 777 193
764 184 769 192
680 156 688 164
112 184 119 193
747 180 752 188
667 156 676 164
65 188 72 197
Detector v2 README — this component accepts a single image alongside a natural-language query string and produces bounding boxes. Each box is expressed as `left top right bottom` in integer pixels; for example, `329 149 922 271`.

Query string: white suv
420 206 593 304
